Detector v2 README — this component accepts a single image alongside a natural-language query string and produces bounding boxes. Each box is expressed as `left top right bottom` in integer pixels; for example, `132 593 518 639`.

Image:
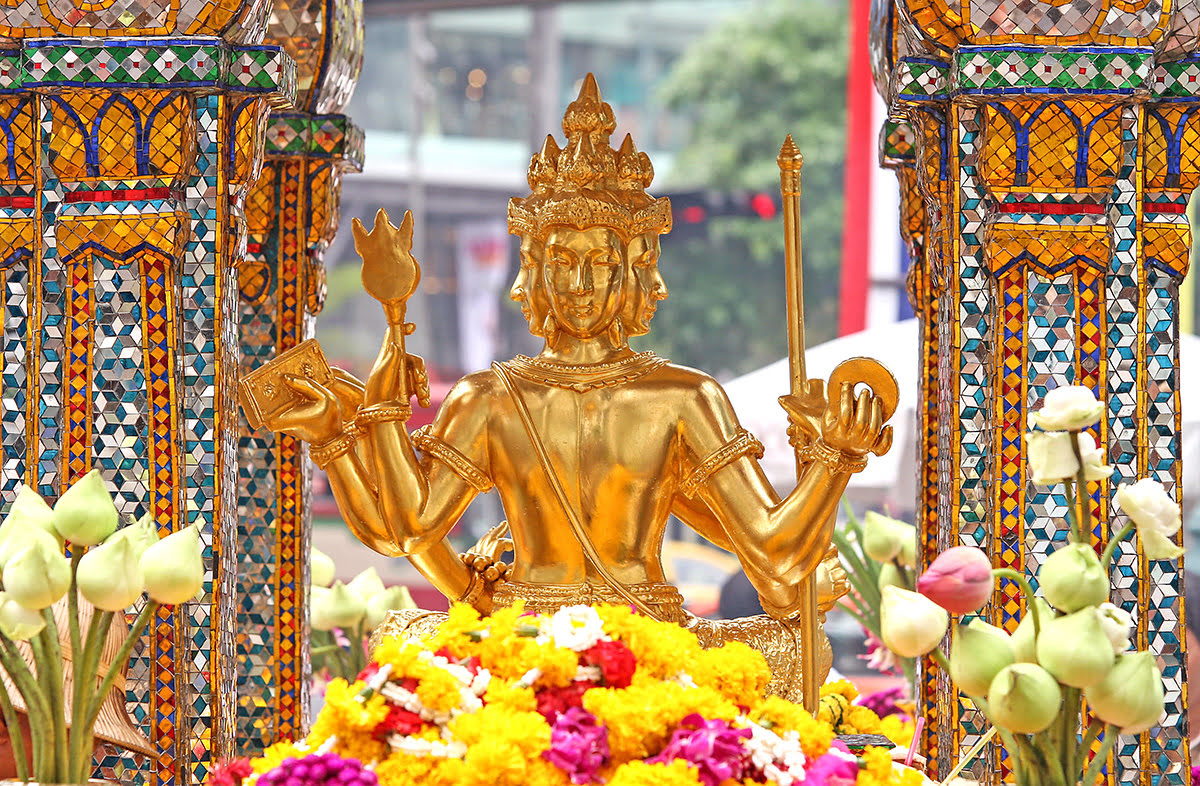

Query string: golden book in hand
238 339 332 430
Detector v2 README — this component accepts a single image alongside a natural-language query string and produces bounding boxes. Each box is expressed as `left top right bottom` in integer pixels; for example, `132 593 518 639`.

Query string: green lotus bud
311 546 336 588
988 663 1062 734
950 621 1015 696
5 537 71 610
1 485 61 547
877 562 905 593
52 469 119 547
1084 652 1165 734
880 585 948 658
77 531 144 611
0 522 59 577
863 512 917 565
139 523 204 605
311 581 366 631
1011 598 1053 663
346 566 385 603
1036 608 1115 688
1039 543 1108 612
365 585 415 630
0 592 45 640
113 513 160 561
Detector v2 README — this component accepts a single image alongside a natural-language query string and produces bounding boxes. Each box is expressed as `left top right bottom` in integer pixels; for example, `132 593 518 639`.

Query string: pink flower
917 546 993 615
647 714 752 786
805 740 860 786
542 707 610 784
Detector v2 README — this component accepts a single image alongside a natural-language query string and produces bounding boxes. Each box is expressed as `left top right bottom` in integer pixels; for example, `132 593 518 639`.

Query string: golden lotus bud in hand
353 207 421 305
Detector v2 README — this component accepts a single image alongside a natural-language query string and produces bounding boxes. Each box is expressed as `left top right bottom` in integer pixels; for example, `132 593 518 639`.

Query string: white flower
1029 385 1104 432
311 547 336 587
52 469 119 547
139 523 205 605
311 581 366 631
1115 479 1183 560
880 586 948 658
5 537 71 610
365 585 415 630
76 531 144 611
1027 431 1112 485
1096 602 1134 655
346 566 386 603
547 605 610 651
741 720 808 786
0 592 45 640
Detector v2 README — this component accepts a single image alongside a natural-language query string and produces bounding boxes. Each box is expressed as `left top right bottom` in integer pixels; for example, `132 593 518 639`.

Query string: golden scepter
776 135 821 712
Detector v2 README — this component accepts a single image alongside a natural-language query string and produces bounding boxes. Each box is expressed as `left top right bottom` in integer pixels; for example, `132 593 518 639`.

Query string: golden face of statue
542 226 627 338
625 234 668 337
510 233 549 336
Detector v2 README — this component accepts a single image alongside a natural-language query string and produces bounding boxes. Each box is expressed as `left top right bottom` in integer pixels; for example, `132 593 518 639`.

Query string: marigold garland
225 603 929 786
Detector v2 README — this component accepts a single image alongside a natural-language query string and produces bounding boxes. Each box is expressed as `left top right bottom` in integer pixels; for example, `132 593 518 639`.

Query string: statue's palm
821 382 893 457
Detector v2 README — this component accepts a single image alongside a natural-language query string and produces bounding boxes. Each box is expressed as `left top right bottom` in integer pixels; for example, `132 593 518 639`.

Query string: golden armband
808 440 868 475
356 402 413 426
680 429 765 499
310 433 356 469
411 426 494 493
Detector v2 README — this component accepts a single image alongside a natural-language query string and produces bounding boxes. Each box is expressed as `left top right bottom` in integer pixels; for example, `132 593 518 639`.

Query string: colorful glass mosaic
0 10 295 785
234 0 362 754
871 0 1198 783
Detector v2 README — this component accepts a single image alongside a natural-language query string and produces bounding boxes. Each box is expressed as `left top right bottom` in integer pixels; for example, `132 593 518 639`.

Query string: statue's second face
543 226 627 338
510 233 548 336
625 235 668 337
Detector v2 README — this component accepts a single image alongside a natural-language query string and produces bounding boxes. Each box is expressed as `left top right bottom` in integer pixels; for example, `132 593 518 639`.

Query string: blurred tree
637 0 849 378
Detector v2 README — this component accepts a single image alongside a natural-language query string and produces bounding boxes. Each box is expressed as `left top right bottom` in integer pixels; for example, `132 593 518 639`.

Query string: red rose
536 680 591 721
355 662 381 682
373 705 426 740
581 640 636 689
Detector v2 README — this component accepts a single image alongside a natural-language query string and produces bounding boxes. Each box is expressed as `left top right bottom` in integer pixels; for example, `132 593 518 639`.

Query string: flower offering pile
236 603 927 786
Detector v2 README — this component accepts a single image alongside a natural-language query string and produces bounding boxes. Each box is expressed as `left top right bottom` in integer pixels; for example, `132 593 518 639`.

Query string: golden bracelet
809 440 869 475
412 426 494 492
310 433 356 469
456 570 489 609
680 428 765 499
356 402 412 426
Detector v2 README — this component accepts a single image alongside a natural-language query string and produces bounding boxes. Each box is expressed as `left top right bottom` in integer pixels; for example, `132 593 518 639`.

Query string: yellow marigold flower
451 703 552 758
879 714 916 747
484 679 538 713
749 696 833 759
606 760 703 786
375 753 479 786
307 679 390 754
820 678 861 702
414 666 468 714
843 704 884 734
373 637 425 679
251 741 304 775
687 642 770 708
478 635 578 688
462 739 529 786
583 681 736 762
523 758 574 786
855 746 904 786
595 605 701 678
428 603 486 658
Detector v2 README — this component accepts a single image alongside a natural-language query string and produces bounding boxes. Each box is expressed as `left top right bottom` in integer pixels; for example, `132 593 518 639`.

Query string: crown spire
509 74 671 241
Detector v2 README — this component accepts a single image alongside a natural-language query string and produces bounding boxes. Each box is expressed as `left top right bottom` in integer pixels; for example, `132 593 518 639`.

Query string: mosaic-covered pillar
0 5 297 785
870 1 1200 783
235 0 364 752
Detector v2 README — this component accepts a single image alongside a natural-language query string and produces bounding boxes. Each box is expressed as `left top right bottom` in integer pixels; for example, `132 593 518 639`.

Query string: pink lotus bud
917 546 994 615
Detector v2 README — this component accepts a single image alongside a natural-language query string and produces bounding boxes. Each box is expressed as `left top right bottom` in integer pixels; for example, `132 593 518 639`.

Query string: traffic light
664 189 782 236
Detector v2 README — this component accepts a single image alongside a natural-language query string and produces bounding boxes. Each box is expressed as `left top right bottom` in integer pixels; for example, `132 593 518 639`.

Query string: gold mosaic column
0 4 296 785
870 0 1199 782
236 0 364 751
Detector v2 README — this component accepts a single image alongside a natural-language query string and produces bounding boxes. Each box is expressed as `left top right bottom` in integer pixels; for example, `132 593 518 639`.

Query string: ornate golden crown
508 74 672 242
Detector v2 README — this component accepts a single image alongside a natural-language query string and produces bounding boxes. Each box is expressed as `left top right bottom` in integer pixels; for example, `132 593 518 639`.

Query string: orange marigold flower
606 759 703 786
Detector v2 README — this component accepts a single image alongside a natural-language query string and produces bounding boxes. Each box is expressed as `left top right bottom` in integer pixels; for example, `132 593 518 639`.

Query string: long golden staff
776 135 821 713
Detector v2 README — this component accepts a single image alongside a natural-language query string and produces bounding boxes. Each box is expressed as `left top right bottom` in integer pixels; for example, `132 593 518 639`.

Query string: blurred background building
309 0 1200 684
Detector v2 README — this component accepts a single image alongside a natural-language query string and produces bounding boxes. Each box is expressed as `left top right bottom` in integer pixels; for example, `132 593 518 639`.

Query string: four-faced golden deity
242 75 896 699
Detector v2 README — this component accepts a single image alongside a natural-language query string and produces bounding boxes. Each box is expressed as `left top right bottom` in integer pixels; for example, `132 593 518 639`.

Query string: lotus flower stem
1099 522 1135 575
942 725 997 782
32 623 67 781
67 552 83 676
1076 717 1104 782
993 568 1044 639
85 602 157 730
1079 724 1118 786
1057 686 1080 777
71 608 112 782
0 655 29 780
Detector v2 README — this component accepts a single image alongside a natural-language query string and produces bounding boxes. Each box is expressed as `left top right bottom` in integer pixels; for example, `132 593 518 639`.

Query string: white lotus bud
77 532 145 611
311 546 336 588
5 537 71 610
139 524 204 605
52 469 119 547
0 592 45 640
